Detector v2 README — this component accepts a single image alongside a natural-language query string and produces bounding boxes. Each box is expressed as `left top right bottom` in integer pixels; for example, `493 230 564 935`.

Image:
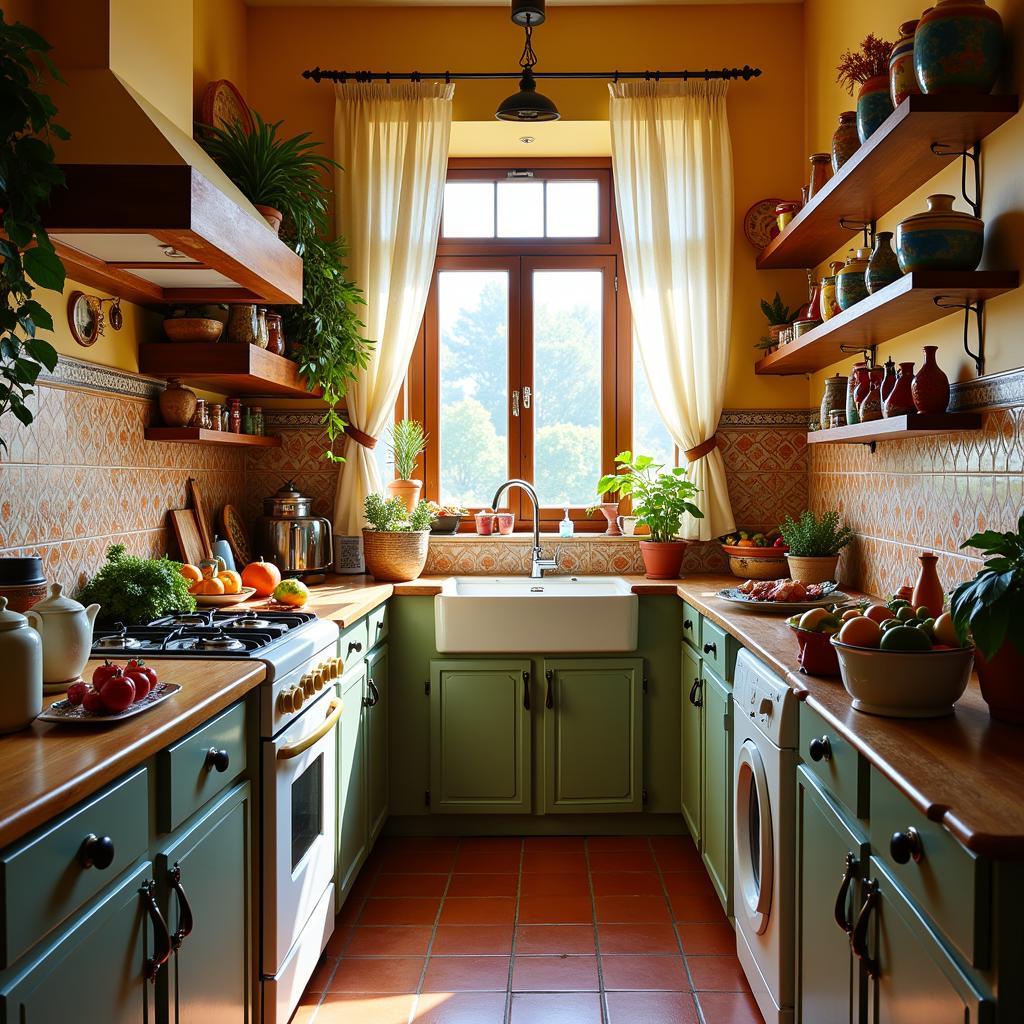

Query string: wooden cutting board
187 478 214 559
169 508 206 567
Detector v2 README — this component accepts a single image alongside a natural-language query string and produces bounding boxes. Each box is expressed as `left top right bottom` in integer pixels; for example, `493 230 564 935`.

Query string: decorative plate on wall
220 504 253 567
743 198 786 250
199 79 254 134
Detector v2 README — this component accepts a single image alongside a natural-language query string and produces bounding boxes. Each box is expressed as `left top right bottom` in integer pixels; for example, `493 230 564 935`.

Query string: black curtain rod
302 66 762 84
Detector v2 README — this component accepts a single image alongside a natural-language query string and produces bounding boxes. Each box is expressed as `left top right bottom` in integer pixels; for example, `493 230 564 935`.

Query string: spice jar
266 312 285 356
254 308 269 350
243 407 254 435
191 398 208 430
808 153 833 200
252 406 264 436
209 403 223 431
228 398 242 434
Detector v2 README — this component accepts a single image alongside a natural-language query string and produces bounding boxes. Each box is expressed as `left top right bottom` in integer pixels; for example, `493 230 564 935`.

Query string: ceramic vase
846 363 868 426
775 202 800 232
808 153 833 200
806 281 823 322
600 503 623 536
912 551 945 617
836 249 871 310
858 366 885 422
158 378 198 428
866 231 903 293
912 345 951 413
831 111 860 172
915 0 1003 96
820 276 841 321
896 193 984 272
820 374 848 429
856 74 895 142
880 358 897 405
890 20 922 106
884 362 916 417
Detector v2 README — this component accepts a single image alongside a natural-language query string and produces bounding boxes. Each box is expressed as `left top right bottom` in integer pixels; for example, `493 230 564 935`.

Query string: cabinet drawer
798 702 868 821
339 618 369 672
367 603 389 648
0 767 149 968
158 701 247 832
682 603 700 651
870 770 990 969
699 618 735 682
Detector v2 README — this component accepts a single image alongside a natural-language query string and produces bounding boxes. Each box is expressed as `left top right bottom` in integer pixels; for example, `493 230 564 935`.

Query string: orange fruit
840 608 862 622
217 570 243 595
838 615 882 648
864 604 896 624
191 577 226 596
242 558 282 598
179 563 203 584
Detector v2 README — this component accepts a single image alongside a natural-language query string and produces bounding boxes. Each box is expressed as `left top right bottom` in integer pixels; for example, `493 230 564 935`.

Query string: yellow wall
803 0 1024 402
193 0 248 119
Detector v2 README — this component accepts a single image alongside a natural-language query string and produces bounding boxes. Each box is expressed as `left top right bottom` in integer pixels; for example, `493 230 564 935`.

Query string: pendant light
495 0 560 122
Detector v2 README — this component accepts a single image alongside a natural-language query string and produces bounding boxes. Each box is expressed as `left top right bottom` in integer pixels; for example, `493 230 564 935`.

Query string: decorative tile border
719 408 815 428
951 366 1024 412
43 354 163 400
263 410 327 429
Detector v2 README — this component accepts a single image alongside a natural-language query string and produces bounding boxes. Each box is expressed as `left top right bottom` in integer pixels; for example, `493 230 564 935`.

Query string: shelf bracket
933 295 985 375
864 440 878 454
839 218 876 249
929 141 981 218
839 343 877 367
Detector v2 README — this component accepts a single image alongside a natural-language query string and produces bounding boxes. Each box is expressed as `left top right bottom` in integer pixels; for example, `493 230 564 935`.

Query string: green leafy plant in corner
364 494 435 533
779 509 854 557
0 12 67 453
949 513 1024 659
596 452 703 543
760 292 794 326
388 419 427 481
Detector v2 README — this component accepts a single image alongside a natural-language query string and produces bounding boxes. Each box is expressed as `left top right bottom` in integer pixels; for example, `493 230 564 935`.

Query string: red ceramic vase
911 551 945 617
884 362 916 417
912 345 950 413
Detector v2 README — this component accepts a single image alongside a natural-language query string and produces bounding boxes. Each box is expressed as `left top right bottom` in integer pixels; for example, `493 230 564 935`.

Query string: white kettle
26 584 100 692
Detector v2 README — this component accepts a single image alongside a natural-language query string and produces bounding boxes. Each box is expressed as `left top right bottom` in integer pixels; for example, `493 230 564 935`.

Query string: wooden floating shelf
807 412 983 445
139 343 320 399
755 270 1019 376
757 94 1019 271
145 428 282 447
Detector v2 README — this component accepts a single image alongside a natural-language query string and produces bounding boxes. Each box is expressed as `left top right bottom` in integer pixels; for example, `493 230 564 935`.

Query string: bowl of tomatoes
719 529 789 580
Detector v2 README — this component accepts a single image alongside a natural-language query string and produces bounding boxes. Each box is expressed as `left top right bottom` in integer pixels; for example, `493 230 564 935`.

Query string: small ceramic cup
617 516 639 536
474 511 496 536
494 512 515 536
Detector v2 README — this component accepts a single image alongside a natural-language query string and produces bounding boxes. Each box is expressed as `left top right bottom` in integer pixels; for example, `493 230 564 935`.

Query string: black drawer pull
688 677 703 707
204 747 230 773
545 669 554 709
890 827 923 864
683 618 693 630
834 852 857 934
808 736 832 762
142 880 172 982
348 640 363 655
850 879 879 978
169 862 194 951
79 833 115 870
703 642 717 656
522 671 531 711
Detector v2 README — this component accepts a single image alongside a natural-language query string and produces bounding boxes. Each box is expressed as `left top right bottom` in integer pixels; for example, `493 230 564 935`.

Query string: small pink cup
475 511 496 536
494 512 515 536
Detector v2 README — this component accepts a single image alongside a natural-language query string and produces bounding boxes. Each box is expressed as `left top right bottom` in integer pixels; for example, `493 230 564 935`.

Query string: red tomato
91 661 122 691
100 675 136 714
82 688 106 714
125 660 156 700
66 681 89 705
125 659 158 686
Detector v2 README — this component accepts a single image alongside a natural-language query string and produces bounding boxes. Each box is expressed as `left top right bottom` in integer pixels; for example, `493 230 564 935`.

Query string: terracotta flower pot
976 639 1024 724
255 204 283 234
786 553 841 585
386 478 422 515
600 503 622 536
640 540 688 580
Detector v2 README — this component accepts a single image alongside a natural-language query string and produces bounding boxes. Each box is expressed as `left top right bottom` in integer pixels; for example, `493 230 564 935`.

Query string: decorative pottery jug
775 201 799 233
911 551 945 617
820 374 847 429
858 366 885 422
896 194 984 272
890 20 922 106
808 153 833 200
915 0 1003 96
846 363 867 425
26 584 100 691
0 598 42 732
836 249 871 310
884 362 916 417
806 280 823 322
226 304 259 345
820 276 841 321
831 111 860 172
856 74 895 142
158 378 198 428
866 231 903 293
912 345 951 413
880 358 897 405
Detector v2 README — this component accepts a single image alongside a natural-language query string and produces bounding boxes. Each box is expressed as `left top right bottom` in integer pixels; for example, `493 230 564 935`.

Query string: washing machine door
735 738 774 935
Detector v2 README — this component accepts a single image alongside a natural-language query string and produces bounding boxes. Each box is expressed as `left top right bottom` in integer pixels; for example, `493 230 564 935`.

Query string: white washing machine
733 649 798 1024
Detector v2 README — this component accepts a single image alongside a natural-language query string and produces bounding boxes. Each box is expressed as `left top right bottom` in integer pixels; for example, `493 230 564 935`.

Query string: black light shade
511 0 545 26
495 71 560 122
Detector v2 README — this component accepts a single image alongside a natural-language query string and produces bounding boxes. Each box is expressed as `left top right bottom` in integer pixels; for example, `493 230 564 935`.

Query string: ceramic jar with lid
890 20 921 106
820 374 847 430
775 201 800 233
836 249 871 310
808 153 833 200
0 597 42 732
856 74 895 142
0 556 47 613
866 231 902 293
831 111 860 172
912 346 951 413
158 378 198 428
26 583 100 692
884 362 916 417
915 0 1003 96
896 194 984 272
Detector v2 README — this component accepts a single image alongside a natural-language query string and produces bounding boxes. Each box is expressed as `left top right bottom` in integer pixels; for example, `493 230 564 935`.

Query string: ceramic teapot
26 583 100 690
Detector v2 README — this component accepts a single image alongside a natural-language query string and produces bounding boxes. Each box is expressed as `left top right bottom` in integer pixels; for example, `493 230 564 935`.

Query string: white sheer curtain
332 81 453 542
609 80 735 540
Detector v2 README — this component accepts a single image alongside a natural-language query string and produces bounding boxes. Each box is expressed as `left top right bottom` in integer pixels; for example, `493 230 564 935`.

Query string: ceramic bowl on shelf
163 317 225 343
896 194 984 272
430 515 464 535
721 545 788 581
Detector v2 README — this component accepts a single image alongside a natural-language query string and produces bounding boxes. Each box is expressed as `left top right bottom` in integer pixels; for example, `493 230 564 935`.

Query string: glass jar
252 406 264 436
265 312 285 355
808 153 833 200
254 308 269 350
243 407 254 434
226 304 258 345
190 398 207 430
209 403 223 431
228 398 242 434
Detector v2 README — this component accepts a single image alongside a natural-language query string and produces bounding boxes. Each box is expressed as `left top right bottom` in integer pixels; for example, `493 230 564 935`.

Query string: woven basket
362 529 430 582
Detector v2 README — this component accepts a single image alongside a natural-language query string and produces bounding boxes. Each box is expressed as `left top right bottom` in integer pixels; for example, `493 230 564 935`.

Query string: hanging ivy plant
0 13 67 453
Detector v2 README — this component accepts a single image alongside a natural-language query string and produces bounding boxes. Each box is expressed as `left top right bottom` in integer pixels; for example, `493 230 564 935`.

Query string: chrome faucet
490 479 560 579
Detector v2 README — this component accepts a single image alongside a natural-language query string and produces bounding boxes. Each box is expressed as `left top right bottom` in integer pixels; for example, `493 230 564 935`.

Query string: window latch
522 386 531 410
512 390 520 417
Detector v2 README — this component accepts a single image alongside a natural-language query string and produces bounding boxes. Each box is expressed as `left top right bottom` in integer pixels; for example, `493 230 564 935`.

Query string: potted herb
77 545 196 625
427 502 469 535
779 509 854 584
837 34 897 143
950 516 1024 724
362 494 435 582
387 419 428 513
596 452 703 579
757 292 794 353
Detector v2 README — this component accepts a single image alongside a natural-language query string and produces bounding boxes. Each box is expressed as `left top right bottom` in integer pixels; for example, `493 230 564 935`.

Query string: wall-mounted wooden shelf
807 412 982 445
139 343 320 398
756 94 1018 271
755 271 1018 375
144 428 281 447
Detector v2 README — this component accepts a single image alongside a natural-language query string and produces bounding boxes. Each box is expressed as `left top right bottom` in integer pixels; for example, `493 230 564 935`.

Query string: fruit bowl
194 587 256 607
721 544 788 580
830 638 975 718
788 624 840 676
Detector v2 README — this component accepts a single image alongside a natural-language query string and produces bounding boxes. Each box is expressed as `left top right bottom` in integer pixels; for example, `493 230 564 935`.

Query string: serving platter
38 682 182 725
716 586 850 613
194 587 257 607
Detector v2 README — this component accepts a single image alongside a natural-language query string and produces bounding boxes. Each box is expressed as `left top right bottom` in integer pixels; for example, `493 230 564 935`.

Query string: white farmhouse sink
434 576 639 653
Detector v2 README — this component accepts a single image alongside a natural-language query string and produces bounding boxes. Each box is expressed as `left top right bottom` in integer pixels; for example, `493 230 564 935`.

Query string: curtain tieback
346 424 378 450
684 436 718 463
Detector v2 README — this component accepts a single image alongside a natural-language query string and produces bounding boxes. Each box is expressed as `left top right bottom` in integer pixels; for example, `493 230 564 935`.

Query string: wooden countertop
0 659 264 850
220 574 395 627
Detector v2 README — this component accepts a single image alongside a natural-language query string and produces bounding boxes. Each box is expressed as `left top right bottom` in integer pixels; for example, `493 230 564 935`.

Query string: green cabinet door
337 663 368 903
680 644 702 845
366 644 389 844
0 862 155 1024
701 666 732 914
541 659 644 814
157 783 252 1024
796 766 867 1024
429 660 532 814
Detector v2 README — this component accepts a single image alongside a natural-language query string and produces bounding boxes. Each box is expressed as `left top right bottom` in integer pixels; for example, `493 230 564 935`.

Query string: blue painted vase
856 75 895 143
866 231 902 294
896 194 984 272
836 249 871 311
914 0 1003 95
890 20 922 106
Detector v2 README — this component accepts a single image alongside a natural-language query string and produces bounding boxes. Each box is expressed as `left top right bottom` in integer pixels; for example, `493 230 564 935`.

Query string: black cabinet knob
808 736 832 762
205 747 230 773
79 833 115 870
683 619 693 630
703 642 717 656
890 827 923 864
348 641 363 655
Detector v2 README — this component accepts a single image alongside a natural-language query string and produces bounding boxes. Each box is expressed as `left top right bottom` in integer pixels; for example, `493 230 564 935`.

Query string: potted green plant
427 502 469 535
387 419 428 513
779 509 854 584
950 516 1024 724
596 452 703 579
757 292 794 353
361 494 435 582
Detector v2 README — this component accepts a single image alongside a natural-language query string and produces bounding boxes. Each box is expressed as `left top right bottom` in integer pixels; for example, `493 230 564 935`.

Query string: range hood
43 69 303 306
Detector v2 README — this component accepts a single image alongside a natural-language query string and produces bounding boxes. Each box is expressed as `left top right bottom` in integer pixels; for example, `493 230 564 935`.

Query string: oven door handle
277 698 343 760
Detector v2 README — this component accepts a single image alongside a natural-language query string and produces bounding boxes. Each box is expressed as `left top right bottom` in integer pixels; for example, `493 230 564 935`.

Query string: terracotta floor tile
594 895 672 923
521 850 588 873
586 836 652 852
359 898 442 927
600 954 691 991
348 870 379 902
511 955 600 992
588 849 656 872
454 848 522 873
371 873 450 898
439 897 516 927
346 926 434 957
687 954 748 992
305 954 339 993
598 922 680 954
316 993 418 1024
520 873 591 897
335 898 365 929
510 992 603 1024
696 989 764 1024
676 921 736 956
459 837 522 855
523 837 586 852
329 957 425 993
446 873 518 898
590 871 663 897
377 850 458 874
605 990 701 1024
652 841 703 872
421 956 511 992
431 925 514 956
518 893 594 925
412 992 508 1023
325 925 353 956
668 888 727 923
515 925 597 955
